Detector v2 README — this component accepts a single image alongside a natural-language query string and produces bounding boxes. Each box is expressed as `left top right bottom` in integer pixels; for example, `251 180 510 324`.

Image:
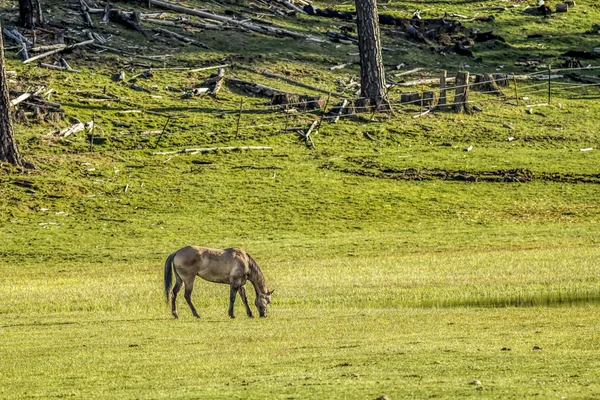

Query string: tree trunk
0 23 23 167
19 0 44 29
355 0 388 108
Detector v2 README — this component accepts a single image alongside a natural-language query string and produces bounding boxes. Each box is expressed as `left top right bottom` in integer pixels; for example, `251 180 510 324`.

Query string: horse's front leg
238 286 254 318
228 285 239 319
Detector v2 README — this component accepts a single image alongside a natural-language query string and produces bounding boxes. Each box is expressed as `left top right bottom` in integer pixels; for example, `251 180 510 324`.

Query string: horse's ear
268 290 275 296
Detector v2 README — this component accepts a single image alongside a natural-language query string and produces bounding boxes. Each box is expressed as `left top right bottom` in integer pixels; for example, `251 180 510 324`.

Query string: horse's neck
248 269 268 295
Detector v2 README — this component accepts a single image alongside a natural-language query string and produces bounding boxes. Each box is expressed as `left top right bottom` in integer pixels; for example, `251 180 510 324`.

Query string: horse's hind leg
184 280 200 319
238 286 254 318
171 274 183 319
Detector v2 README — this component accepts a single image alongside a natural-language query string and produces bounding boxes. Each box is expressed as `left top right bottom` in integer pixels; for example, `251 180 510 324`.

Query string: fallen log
153 27 211 49
40 63 81 73
236 65 343 97
9 92 32 108
91 43 171 61
227 78 286 97
142 17 227 31
23 39 94 64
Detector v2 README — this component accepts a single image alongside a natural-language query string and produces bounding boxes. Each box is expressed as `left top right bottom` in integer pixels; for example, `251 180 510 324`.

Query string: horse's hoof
193 314 201 319
247 314 254 318
172 313 179 319
229 315 235 319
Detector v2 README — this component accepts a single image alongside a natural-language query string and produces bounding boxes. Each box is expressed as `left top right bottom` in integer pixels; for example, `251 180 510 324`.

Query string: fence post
89 114 95 151
235 98 243 137
315 92 331 132
154 115 171 149
547 64 552 105
438 70 447 110
513 75 519 106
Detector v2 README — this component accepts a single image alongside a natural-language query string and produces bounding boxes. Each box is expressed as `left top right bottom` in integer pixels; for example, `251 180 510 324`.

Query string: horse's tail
163 252 177 304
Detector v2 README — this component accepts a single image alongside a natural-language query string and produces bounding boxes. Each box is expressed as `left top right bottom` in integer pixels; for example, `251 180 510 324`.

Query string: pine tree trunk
19 0 44 29
0 23 23 167
355 0 388 108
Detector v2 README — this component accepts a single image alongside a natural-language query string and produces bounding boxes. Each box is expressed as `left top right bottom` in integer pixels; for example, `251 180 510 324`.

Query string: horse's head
255 290 273 318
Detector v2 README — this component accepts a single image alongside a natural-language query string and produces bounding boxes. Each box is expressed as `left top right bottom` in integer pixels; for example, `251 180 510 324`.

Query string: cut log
556 3 568 12
9 92 32 108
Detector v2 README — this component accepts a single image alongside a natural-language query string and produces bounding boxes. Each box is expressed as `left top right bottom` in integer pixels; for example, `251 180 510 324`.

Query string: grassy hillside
1 0 599 398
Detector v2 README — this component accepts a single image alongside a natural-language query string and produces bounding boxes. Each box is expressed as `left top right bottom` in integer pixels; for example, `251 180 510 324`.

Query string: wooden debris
53 120 93 137
112 71 125 82
302 120 318 148
153 146 273 155
556 3 569 12
23 39 94 64
328 98 348 123
9 92 32 108
189 64 230 73
124 82 152 93
147 0 322 41
153 27 210 49
108 9 144 33
227 78 286 98
236 65 340 97
40 62 81 73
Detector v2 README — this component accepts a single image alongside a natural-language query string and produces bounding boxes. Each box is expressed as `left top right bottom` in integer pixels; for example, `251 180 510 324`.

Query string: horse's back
173 246 249 284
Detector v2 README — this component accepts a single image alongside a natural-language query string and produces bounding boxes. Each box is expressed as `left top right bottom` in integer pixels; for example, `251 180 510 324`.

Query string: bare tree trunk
0 23 23 167
19 0 44 29
355 0 388 108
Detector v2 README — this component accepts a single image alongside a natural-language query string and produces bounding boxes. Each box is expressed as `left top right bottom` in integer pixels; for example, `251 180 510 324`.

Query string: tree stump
452 71 471 113
269 93 325 110
492 73 509 87
421 91 438 108
401 92 421 105
473 73 504 96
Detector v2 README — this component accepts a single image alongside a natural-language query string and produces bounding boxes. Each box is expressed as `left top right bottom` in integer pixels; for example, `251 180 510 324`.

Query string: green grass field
1 0 600 398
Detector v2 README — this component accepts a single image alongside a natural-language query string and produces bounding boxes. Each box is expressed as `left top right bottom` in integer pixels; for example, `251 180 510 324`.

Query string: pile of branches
305 5 504 58
8 86 63 124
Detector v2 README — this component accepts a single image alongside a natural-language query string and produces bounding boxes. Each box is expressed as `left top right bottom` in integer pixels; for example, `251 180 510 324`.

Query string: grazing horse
163 246 272 319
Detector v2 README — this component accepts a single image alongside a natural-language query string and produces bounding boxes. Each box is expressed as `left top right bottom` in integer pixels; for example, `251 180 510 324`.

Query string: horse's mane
246 253 268 293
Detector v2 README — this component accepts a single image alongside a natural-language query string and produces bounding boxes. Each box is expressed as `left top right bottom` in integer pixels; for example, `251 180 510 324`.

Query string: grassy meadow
1 0 600 398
